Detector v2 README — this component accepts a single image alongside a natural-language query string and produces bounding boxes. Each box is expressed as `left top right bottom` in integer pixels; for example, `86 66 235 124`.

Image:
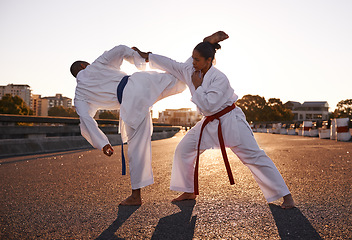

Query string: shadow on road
96 205 140 240
151 200 197 240
269 204 322 240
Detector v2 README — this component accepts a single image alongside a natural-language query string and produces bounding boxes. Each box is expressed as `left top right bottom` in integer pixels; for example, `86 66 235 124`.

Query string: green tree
48 106 78 117
0 94 33 115
333 99 352 118
99 111 119 119
236 94 293 122
236 94 267 122
266 98 293 121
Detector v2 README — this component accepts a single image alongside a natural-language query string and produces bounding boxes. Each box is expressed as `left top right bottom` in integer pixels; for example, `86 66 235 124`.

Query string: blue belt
117 75 130 175
117 75 129 104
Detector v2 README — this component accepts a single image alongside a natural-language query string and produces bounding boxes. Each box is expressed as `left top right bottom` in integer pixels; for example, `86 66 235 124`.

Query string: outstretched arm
132 31 229 62
96 45 146 70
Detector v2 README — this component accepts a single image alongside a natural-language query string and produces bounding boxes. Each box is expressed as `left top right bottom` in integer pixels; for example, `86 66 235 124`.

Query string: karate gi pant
170 116 291 202
124 112 154 190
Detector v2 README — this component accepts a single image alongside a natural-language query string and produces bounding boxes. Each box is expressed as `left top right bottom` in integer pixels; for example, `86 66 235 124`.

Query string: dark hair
194 42 221 61
70 60 89 77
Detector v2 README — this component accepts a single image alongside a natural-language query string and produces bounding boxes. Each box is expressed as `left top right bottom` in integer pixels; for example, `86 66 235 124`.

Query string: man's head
70 61 90 77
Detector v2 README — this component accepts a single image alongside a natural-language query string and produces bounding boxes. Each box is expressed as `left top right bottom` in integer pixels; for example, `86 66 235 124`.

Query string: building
31 94 43 116
285 101 329 121
32 93 72 116
0 84 31 107
158 108 202 127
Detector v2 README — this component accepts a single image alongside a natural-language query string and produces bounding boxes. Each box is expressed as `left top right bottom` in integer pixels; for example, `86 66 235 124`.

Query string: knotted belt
117 75 130 175
194 103 236 195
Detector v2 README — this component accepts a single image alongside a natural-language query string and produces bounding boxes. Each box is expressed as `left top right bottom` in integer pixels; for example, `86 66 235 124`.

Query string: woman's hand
192 71 203 89
203 31 229 44
132 47 150 62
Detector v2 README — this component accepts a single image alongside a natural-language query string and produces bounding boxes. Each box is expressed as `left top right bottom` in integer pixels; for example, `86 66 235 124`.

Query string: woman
134 31 295 208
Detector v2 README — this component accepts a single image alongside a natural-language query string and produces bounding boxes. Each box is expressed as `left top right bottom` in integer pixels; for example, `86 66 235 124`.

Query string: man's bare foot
119 195 142 206
119 189 142 206
172 192 196 202
281 194 295 209
203 31 229 44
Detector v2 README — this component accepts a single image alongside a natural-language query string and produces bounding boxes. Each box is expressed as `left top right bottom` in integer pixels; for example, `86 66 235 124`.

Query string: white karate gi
74 45 186 189
149 54 290 202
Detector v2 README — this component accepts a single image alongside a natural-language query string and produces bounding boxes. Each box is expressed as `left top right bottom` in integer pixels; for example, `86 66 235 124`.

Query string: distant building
158 108 202 127
0 84 31 107
285 101 329 121
31 94 43 116
32 93 72 116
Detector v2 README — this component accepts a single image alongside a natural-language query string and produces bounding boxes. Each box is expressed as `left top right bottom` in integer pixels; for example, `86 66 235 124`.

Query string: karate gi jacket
74 45 186 150
149 54 251 149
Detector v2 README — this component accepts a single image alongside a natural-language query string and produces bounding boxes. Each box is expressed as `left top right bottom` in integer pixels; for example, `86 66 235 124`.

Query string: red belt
194 103 236 195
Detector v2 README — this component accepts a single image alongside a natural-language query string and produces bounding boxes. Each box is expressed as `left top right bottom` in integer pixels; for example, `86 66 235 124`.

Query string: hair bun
211 43 221 51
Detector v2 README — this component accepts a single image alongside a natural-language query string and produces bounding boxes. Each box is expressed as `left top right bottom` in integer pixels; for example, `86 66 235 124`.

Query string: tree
333 99 352 118
99 111 119 119
266 98 294 121
236 94 293 122
236 94 266 122
0 94 33 115
48 106 78 117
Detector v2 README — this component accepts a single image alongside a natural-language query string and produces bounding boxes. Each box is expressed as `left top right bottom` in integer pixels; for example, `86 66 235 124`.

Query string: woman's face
192 49 212 72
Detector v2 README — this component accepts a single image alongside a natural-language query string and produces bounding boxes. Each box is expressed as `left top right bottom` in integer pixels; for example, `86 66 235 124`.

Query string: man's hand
192 71 203 89
102 144 114 157
132 47 151 62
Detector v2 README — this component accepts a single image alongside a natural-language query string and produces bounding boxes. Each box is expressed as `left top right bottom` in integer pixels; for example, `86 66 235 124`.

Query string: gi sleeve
99 45 146 71
74 99 110 150
149 54 191 85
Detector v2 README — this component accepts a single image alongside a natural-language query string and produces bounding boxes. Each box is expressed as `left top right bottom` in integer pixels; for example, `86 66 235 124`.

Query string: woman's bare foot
281 194 295 209
203 31 229 44
172 192 196 202
119 189 142 206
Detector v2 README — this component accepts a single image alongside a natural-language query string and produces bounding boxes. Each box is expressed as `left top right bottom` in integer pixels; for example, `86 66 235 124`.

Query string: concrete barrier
303 121 312 137
287 129 296 135
272 123 281 134
330 119 337 140
309 128 319 137
279 128 288 135
0 114 181 158
319 129 330 139
336 118 351 142
0 128 180 158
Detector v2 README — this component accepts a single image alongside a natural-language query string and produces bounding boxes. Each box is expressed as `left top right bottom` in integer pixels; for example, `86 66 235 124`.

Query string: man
71 44 186 205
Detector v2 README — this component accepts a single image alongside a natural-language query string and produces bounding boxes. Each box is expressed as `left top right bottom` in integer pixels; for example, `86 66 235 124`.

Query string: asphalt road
1 132 351 239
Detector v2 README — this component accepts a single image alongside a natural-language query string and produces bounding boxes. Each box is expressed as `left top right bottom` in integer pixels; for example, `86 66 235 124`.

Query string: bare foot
203 31 229 44
119 195 142 206
172 192 196 202
281 194 295 209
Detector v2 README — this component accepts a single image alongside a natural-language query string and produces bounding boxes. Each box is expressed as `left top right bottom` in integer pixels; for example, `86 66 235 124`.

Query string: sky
1 0 351 117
